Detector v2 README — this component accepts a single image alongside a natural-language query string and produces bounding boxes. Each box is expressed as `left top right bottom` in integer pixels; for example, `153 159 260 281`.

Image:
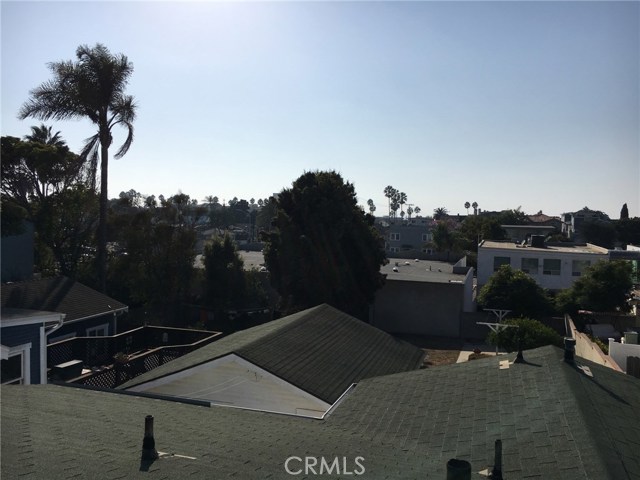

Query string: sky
2 1 638 219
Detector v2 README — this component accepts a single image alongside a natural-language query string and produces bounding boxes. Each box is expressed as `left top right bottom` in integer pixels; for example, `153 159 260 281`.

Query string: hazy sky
2 1 638 219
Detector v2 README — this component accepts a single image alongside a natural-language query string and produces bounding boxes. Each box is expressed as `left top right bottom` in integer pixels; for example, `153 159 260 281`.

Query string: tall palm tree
472 201 478 215
464 201 471 214
19 43 137 292
398 192 407 216
383 185 396 219
25 123 66 148
433 207 448 220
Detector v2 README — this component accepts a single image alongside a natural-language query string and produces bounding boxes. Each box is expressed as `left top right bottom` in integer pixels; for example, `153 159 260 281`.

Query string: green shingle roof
2 346 639 479
119 304 425 403
1 276 127 322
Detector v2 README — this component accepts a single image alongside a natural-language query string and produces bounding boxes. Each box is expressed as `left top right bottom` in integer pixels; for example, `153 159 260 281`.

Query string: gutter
62 306 129 325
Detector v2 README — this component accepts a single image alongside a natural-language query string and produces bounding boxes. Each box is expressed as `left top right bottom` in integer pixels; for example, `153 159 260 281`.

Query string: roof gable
120 304 425 403
1 276 127 323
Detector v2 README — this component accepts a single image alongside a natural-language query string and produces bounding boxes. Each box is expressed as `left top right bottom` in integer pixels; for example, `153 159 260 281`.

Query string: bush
487 317 563 352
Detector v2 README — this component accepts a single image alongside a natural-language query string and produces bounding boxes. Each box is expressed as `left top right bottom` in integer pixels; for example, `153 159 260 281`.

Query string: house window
422 233 432 242
543 259 561 275
422 248 433 254
493 256 510 271
86 323 109 337
1 343 31 385
390 233 400 241
389 247 399 253
572 260 591 277
521 258 539 275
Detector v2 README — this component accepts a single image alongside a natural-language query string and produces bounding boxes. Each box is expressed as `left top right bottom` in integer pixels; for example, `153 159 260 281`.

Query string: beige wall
568 316 622 372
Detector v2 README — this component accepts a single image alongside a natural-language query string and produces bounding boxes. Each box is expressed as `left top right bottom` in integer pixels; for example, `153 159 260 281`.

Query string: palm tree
464 201 471 214
433 207 448 220
472 202 478 215
19 44 137 292
398 192 407 216
383 185 396 219
414 206 421 216
25 123 66 148
367 199 376 216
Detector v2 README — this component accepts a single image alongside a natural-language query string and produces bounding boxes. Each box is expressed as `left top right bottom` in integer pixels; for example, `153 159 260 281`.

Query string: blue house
1 308 64 384
1 276 128 343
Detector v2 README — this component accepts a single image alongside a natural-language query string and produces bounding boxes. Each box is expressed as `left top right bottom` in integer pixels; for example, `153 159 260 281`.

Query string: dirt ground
394 334 463 367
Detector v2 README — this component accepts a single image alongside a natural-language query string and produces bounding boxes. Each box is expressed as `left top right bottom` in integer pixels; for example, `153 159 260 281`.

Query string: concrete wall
477 245 608 290
372 280 464 337
608 339 640 374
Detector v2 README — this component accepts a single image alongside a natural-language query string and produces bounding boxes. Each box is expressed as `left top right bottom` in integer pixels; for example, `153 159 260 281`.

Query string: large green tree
19 43 137 292
556 260 633 314
202 234 247 311
263 171 387 319
478 265 553 319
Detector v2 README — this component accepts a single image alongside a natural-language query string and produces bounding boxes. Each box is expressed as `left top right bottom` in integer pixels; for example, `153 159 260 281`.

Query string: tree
472 202 478 215
398 192 407 216
556 260 633 314
581 220 617 248
620 203 629 220
25 123 66 148
497 207 529 225
20 43 137 292
202 234 246 311
433 207 448 220
487 317 562 353
263 171 386 319
383 185 396 218
431 220 457 257
616 218 640 246
367 199 376 216
478 265 553 319
464 201 470 214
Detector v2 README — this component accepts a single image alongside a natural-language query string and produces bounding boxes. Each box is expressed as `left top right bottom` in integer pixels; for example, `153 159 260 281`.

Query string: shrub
487 317 563 352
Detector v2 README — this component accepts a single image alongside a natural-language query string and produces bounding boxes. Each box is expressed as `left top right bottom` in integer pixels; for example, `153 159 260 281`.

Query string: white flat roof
480 241 609 255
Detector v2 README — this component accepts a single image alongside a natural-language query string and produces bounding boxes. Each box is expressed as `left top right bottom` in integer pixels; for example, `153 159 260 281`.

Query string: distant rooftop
480 240 609 255
382 258 467 283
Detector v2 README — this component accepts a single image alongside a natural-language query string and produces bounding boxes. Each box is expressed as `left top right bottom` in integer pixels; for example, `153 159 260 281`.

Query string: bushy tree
202 234 246 310
487 317 563 352
478 265 553 319
581 220 617 248
555 260 633 314
263 171 386 319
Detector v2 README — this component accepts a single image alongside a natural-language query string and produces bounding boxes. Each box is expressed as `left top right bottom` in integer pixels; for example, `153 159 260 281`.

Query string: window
390 233 400 241
493 256 510 271
572 260 591 277
1 343 31 385
543 259 561 275
389 247 399 253
86 324 109 337
521 258 539 275
422 248 433 254
422 233 432 242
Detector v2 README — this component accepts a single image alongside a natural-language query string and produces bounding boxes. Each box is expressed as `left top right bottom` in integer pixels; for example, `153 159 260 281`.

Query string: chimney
141 415 159 460
564 337 576 363
446 459 471 480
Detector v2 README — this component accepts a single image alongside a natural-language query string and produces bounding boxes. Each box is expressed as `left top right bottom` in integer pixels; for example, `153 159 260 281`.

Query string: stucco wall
372 280 464 337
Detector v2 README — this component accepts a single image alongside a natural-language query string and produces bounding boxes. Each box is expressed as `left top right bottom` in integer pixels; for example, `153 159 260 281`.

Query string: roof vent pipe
446 458 471 480
141 415 159 460
564 337 576 363
491 439 503 480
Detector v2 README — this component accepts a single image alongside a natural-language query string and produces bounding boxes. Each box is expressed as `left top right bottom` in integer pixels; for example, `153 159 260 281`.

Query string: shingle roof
1 276 127 323
2 346 639 479
119 303 425 403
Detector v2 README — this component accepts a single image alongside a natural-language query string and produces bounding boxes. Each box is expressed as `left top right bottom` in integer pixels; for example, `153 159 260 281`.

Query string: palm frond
80 134 100 190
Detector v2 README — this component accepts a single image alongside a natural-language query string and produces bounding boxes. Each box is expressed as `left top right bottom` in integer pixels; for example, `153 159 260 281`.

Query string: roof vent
530 235 545 248
446 458 471 480
141 415 159 460
564 337 576 363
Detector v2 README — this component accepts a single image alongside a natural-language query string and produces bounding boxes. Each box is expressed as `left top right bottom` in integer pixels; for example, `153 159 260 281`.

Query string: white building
477 240 609 291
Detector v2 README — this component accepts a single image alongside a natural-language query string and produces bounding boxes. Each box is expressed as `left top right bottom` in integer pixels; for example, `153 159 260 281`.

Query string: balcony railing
48 325 222 388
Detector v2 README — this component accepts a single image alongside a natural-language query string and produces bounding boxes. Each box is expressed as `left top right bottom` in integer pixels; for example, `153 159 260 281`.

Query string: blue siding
1 324 42 384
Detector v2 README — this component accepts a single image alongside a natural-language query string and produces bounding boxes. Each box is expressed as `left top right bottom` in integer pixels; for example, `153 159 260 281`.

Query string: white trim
0 342 32 385
49 332 77 344
0 309 64 327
